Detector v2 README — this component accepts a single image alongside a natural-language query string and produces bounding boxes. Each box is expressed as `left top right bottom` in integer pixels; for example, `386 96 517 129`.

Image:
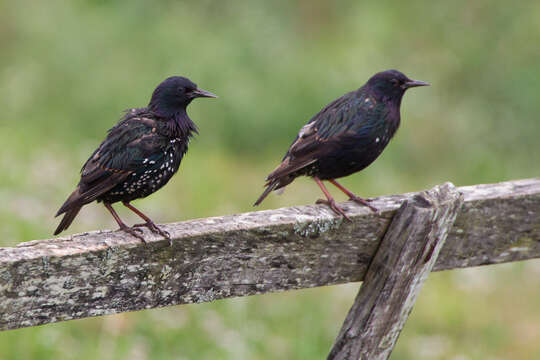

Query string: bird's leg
313 177 351 221
328 179 378 212
122 202 171 241
104 202 146 243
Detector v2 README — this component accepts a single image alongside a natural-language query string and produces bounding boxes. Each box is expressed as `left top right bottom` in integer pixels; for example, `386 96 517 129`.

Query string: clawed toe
349 196 378 212
316 199 351 221
134 222 171 242
119 226 147 243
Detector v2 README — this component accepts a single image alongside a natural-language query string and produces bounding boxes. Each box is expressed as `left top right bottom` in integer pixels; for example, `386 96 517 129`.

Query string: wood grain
0 178 538 331
328 183 463 360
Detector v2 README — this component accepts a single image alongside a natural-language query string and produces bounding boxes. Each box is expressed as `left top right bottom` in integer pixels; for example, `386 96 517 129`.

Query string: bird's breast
103 137 187 202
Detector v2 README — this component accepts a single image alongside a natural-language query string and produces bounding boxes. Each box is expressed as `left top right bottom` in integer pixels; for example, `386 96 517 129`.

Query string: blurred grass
1 0 539 359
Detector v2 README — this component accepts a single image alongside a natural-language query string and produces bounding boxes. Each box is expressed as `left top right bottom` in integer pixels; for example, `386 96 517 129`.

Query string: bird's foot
134 221 171 244
118 225 147 243
316 198 351 221
349 195 378 212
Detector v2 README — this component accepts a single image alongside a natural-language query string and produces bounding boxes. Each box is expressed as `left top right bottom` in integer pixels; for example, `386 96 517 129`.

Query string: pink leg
122 202 171 241
313 177 351 220
104 203 146 242
328 179 377 212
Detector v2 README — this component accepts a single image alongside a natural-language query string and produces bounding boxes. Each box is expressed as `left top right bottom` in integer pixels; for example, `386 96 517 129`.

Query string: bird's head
148 76 217 117
366 70 429 100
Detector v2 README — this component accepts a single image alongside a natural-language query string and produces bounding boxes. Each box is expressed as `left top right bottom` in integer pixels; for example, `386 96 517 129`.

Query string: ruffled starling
254 70 428 219
54 76 217 241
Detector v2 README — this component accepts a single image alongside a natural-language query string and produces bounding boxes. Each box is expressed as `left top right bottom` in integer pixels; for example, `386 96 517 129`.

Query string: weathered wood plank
328 183 463 360
0 178 539 330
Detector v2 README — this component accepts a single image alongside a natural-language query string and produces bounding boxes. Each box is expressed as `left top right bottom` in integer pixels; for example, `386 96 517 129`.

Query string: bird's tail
54 206 82 235
254 181 279 206
254 176 295 206
54 185 85 235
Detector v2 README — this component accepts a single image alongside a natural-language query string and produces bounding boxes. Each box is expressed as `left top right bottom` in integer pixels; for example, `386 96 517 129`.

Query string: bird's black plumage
54 76 217 239
254 70 428 218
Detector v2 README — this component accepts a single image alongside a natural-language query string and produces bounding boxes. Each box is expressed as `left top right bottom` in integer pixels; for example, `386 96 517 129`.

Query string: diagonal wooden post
328 182 463 360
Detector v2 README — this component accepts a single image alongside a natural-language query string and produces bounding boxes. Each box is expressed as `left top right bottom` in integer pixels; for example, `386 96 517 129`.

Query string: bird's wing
56 115 168 215
266 91 376 181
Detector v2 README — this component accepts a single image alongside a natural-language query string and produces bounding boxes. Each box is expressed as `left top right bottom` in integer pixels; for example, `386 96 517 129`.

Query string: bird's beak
402 79 430 89
192 88 218 98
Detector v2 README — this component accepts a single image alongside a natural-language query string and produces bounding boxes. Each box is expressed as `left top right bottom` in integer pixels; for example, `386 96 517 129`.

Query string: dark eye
177 87 185 93
391 79 399 86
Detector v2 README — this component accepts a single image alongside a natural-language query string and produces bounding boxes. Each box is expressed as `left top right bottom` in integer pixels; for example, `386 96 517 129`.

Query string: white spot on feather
298 122 315 138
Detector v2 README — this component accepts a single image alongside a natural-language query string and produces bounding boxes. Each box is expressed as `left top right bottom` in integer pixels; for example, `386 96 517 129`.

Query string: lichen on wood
0 178 539 331
327 182 463 360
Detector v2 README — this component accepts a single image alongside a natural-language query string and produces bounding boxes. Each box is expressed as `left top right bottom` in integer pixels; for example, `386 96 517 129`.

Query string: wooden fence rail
1 178 539 358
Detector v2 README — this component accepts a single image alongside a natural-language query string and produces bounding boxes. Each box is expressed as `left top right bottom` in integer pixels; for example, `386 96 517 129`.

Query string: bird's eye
391 79 399 86
177 87 185 93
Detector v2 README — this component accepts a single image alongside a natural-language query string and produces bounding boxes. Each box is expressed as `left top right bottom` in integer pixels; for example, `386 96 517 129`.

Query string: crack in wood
0 179 538 333
328 183 464 359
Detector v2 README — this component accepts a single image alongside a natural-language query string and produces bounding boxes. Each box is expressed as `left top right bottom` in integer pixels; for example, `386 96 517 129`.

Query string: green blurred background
1 0 539 359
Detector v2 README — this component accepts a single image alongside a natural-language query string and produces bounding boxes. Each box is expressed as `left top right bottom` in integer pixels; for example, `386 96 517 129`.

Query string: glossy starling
254 70 428 219
54 76 217 240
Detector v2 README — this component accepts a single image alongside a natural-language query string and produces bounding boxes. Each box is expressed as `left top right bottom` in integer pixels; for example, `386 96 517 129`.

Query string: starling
54 76 217 241
254 70 428 219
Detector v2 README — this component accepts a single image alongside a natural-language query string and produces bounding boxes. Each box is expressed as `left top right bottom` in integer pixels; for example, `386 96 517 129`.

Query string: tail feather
54 185 86 235
254 181 279 206
54 206 82 235
56 187 84 217
255 154 316 206
254 175 296 206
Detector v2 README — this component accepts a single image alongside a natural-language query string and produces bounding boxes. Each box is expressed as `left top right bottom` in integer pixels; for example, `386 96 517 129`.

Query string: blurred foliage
0 0 539 359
